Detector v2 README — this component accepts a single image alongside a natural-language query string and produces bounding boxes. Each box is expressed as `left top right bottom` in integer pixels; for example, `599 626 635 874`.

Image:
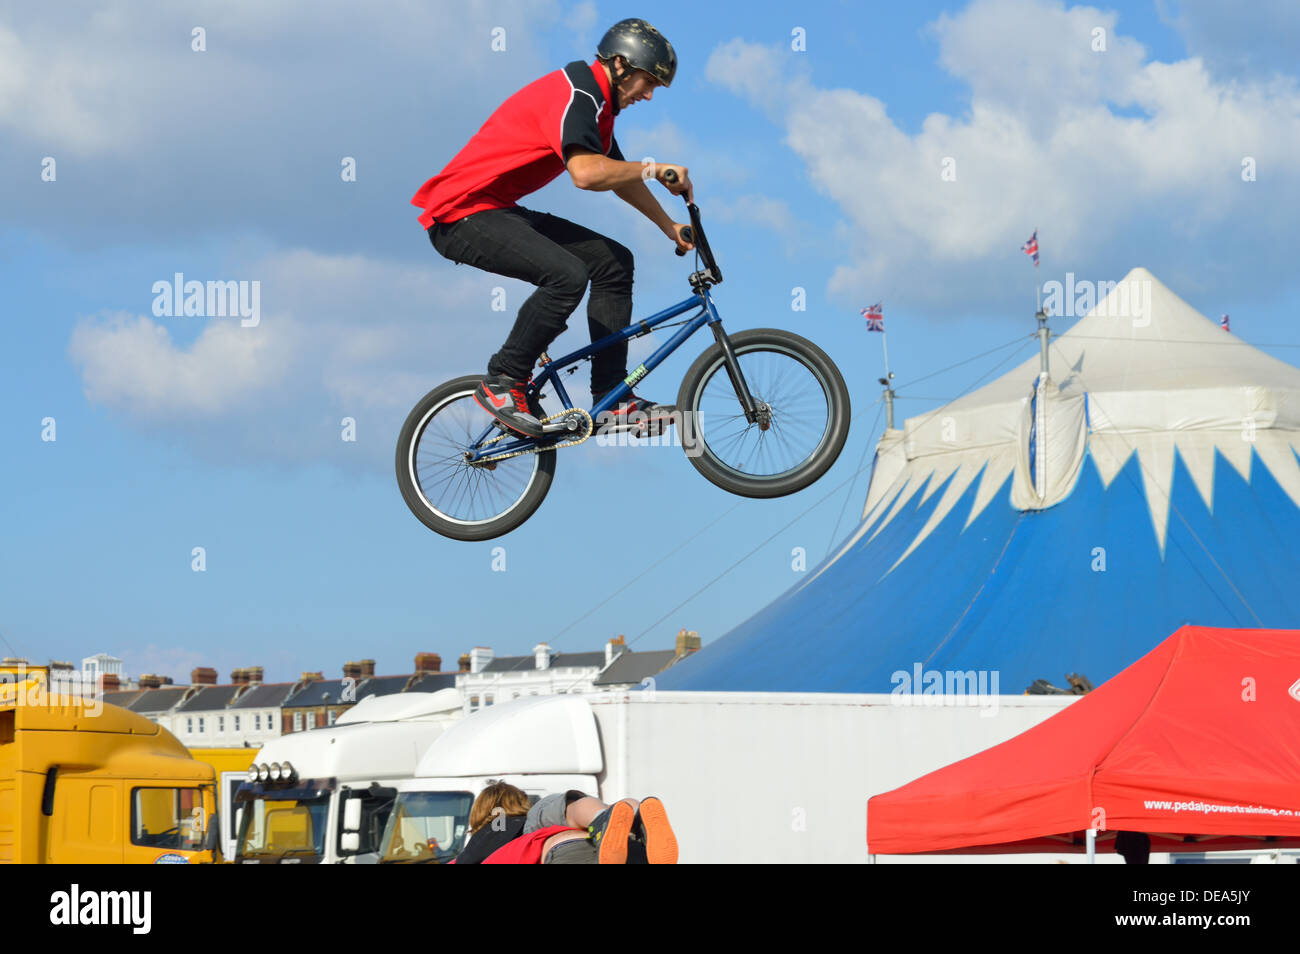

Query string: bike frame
464 286 758 462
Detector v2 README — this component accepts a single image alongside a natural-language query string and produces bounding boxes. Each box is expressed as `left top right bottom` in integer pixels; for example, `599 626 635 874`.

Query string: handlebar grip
675 224 693 257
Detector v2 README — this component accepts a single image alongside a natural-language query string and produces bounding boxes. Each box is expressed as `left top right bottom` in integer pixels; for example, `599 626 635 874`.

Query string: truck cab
233 689 460 864
379 695 601 863
1 670 219 864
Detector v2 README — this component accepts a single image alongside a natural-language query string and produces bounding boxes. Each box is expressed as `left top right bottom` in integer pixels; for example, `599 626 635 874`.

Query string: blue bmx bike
396 176 851 541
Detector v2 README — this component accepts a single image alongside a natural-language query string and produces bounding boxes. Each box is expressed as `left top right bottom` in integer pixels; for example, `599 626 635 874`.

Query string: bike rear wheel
395 375 555 541
677 328 850 498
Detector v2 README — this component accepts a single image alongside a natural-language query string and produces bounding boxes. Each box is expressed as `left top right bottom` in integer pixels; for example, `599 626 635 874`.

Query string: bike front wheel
395 375 555 541
677 328 850 498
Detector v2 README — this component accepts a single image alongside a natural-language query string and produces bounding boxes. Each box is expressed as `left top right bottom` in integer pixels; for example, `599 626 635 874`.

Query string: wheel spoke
408 389 543 525
692 346 832 481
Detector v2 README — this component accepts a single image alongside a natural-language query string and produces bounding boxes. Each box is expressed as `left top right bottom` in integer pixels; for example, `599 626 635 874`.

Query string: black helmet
596 18 676 88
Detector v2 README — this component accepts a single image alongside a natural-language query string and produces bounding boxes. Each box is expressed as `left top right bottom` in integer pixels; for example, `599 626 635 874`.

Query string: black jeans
428 206 634 395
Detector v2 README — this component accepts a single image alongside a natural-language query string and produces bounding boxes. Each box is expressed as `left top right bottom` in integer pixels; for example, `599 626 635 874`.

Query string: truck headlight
279 761 296 783
256 763 270 782
269 762 283 781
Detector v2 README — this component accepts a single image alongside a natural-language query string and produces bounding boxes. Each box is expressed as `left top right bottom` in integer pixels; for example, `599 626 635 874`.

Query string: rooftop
175 684 242 713
593 650 680 687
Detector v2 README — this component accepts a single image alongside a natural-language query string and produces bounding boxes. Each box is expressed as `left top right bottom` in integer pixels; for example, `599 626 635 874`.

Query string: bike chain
470 407 594 465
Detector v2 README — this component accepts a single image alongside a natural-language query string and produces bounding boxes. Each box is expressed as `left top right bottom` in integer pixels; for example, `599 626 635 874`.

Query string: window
327 710 337 726
308 712 317 730
131 788 204 850
218 716 224 733
254 713 261 731
337 790 399 858
198 717 205 733
293 712 303 732
233 715 240 731
469 695 480 712
484 693 494 707
379 792 474 863
186 717 193 734
236 794 330 860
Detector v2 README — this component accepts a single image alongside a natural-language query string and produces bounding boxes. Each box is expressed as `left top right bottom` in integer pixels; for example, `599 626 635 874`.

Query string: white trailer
233 690 461 864
380 691 1078 864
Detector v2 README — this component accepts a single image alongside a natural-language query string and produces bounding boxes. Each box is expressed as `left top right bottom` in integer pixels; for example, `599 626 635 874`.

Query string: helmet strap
605 56 628 115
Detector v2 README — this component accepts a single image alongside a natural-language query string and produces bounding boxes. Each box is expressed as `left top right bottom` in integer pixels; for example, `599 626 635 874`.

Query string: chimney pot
415 653 442 674
606 635 626 666
190 666 218 686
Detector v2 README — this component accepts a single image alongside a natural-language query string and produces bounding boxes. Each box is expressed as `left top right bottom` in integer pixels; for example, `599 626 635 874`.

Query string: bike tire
677 328 850 498
395 375 555 541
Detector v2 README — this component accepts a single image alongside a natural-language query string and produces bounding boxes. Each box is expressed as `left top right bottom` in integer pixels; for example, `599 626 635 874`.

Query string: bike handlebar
661 169 721 283
662 169 692 257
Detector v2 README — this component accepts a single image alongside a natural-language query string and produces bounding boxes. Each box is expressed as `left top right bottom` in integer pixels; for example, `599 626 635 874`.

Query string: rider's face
616 67 662 109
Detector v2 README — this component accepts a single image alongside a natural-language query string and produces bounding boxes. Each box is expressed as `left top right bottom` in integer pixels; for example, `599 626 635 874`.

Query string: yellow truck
188 746 259 860
0 669 219 863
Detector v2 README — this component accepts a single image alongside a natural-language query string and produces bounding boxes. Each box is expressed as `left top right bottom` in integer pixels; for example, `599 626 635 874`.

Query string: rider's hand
671 223 695 255
657 164 693 203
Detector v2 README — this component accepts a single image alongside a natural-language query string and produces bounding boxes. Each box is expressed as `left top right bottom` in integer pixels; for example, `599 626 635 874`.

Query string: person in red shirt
412 18 695 438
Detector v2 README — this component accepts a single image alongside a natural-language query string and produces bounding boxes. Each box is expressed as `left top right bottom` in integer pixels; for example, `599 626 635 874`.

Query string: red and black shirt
412 59 624 228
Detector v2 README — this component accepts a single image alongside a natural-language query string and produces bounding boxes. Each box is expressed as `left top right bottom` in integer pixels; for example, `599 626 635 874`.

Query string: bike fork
709 323 763 424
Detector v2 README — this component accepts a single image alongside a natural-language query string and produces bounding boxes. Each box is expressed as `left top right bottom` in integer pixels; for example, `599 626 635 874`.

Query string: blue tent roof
657 270 1300 693
658 447 1300 692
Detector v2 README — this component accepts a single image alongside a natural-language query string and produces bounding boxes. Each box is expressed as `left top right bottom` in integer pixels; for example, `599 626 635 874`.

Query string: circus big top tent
658 268 1300 693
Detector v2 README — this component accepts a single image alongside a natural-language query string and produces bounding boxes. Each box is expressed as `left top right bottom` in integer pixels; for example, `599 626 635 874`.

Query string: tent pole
1037 308 1050 377
1086 829 1096 864
880 331 895 430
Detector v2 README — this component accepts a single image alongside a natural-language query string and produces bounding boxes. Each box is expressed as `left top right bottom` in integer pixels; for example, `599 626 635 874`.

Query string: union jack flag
1221 314 1230 332
1021 230 1039 266
861 302 884 332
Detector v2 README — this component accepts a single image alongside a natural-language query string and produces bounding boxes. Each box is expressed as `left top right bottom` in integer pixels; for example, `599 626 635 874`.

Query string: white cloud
705 0 1300 314
70 311 292 417
67 248 528 466
0 0 563 248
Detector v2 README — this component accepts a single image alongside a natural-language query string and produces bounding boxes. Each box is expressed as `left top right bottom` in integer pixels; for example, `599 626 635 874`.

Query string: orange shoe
636 797 678 864
591 800 635 864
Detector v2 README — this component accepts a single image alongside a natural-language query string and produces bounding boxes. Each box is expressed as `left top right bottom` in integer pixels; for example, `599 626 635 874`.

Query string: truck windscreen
236 793 330 862
379 792 473 864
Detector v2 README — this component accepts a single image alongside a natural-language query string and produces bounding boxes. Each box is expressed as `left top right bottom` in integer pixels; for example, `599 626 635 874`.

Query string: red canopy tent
867 625 1300 856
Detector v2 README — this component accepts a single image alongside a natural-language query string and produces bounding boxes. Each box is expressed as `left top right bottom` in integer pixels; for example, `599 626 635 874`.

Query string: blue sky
3 0 1299 683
